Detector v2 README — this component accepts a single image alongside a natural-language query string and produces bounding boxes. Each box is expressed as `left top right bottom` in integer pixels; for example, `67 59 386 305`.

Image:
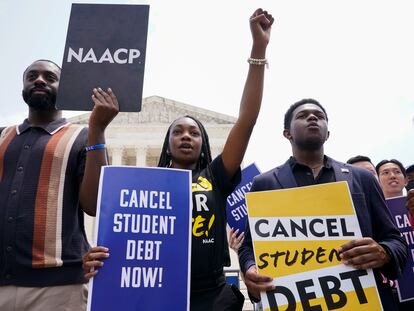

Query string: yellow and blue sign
246 181 382 311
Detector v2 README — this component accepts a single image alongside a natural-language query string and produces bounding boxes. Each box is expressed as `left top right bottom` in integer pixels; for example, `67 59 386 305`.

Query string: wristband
85 143 106 152
247 57 269 68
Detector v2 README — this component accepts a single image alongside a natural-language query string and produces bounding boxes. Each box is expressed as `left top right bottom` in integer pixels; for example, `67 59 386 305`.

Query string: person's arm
79 88 119 216
221 8 274 178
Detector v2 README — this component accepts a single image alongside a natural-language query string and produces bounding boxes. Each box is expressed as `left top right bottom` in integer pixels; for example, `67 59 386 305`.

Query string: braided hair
157 115 212 170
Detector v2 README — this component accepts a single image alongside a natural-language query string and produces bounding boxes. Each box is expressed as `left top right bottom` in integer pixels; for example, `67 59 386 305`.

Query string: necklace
310 164 324 177
310 164 323 171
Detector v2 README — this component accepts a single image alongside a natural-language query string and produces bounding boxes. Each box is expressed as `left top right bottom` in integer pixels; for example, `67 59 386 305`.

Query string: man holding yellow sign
239 99 407 310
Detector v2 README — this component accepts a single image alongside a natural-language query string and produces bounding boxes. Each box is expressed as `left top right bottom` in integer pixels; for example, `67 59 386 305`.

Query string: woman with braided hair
83 8 274 310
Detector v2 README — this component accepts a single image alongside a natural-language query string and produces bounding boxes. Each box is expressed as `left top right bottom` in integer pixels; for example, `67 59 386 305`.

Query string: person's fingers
234 233 245 249
339 237 372 253
249 273 273 283
90 246 109 252
340 245 371 261
244 276 275 298
233 229 240 239
246 268 273 283
92 88 105 103
83 246 110 278
339 238 388 269
245 281 274 297
97 87 112 105
340 238 377 257
251 8 263 19
86 251 109 261
83 247 109 265
92 94 100 106
267 15 275 26
85 269 99 279
343 252 374 265
245 268 274 299
251 13 271 27
236 232 245 243
230 228 239 236
83 259 104 269
108 88 119 109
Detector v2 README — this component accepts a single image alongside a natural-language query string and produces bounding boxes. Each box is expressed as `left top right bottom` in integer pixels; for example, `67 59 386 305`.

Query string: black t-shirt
190 155 241 291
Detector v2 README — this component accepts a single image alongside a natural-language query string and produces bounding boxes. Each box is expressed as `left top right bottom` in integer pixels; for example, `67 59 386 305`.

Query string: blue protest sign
87 166 192 311
57 4 149 112
386 196 414 302
226 163 260 233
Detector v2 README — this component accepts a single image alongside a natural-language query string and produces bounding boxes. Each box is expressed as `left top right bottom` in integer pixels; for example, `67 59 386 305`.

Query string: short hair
406 164 414 174
347 155 373 165
157 115 212 170
284 98 328 130
23 59 61 80
376 159 407 177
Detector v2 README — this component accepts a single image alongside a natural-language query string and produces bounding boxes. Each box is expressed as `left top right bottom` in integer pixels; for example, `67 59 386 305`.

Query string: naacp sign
57 4 149 112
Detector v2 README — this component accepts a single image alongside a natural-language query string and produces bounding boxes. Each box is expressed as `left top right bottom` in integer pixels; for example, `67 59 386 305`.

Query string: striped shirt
0 118 90 286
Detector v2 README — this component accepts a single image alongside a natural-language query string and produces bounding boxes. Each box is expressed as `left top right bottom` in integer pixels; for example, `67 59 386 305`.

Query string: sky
1 0 413 172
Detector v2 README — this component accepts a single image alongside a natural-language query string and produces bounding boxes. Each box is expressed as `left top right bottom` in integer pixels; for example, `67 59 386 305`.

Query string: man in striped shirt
0 60 118 310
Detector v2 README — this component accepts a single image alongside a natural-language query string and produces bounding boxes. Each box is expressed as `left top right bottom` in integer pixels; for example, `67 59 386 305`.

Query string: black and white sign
57 4 149 112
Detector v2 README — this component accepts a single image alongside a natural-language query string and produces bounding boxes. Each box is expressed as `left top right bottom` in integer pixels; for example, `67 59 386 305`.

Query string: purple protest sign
386 196 414 302
226 163 260 233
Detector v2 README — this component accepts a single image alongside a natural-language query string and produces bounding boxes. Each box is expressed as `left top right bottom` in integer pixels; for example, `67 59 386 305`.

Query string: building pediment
69 95 237 125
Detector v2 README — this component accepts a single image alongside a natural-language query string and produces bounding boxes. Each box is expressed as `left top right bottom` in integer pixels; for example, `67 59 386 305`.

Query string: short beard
22 90 57 111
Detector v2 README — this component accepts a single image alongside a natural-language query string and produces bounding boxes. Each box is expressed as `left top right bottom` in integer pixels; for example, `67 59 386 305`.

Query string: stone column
111 148 123 165
135 147 148 167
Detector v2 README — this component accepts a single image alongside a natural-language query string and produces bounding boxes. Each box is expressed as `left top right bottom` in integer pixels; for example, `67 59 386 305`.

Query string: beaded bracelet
247 57 269 68
85 143 106 152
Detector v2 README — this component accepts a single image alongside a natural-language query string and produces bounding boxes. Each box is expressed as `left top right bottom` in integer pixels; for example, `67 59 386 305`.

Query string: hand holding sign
339 237 391 270
244 266 274 300
83 246 110 279
79 88 119 216
89 87 119 133
229 228 245 252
